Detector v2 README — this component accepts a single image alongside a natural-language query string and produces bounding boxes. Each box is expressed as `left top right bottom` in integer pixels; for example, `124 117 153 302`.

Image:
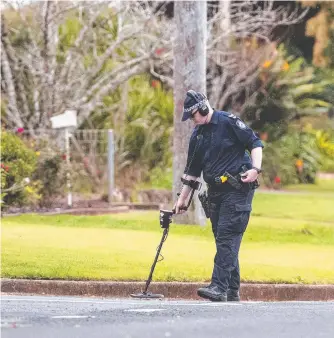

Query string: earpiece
187 90 209 117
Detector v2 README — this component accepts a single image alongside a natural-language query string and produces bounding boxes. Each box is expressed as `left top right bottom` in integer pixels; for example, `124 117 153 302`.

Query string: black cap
182 90 206 121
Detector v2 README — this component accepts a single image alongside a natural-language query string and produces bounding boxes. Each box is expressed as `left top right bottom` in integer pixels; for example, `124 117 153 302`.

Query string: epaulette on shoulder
225 112 237 119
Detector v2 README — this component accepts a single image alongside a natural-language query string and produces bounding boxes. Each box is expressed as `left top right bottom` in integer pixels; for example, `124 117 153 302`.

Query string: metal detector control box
159 209 174 229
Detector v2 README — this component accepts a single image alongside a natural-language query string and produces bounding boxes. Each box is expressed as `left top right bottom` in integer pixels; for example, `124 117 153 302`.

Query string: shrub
33 152 67 207
244 45 333 138
262 128 322 187
84 74 174 189
139 166 172 190
306 126 334 173
1 167 8 204
0 131 38 206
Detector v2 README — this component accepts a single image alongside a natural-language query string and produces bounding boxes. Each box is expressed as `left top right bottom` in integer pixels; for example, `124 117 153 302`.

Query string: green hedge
0 131 38 206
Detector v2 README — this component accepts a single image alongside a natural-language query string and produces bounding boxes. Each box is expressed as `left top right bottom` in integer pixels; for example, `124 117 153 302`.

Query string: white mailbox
50 110 77 129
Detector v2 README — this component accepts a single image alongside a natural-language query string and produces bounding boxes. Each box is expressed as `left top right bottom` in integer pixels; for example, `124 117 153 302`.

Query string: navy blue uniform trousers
209 188 254 292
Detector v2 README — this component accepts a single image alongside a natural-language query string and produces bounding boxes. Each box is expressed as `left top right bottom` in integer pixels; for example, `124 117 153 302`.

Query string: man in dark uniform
174 90 264 302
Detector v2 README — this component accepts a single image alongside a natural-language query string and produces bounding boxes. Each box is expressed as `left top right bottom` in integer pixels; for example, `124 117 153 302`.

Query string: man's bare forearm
251 147 262 169
178 174 199 202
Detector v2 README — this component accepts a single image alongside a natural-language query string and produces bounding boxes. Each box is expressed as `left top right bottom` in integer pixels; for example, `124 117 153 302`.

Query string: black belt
209 171 257 192
207 182 236 193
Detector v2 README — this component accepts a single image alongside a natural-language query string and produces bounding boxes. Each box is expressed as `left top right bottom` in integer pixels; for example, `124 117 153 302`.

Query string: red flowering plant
274 176 281 184
154 48 165 56
260 127 322 188
151 80 160 88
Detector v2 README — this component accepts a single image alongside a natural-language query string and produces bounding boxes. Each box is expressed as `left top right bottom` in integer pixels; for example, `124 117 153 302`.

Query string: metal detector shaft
142 227 169 294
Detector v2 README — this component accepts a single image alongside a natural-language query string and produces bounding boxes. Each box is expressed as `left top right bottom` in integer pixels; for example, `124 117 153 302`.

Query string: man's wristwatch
252 166 262 174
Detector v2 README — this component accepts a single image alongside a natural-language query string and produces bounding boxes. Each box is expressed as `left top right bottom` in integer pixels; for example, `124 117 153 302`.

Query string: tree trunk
173 1 207 225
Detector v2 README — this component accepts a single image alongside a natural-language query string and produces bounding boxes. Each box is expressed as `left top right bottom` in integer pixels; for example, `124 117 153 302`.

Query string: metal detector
130 185 198 299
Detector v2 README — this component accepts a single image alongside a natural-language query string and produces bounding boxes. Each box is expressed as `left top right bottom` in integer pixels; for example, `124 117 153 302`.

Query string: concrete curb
1 279 334 301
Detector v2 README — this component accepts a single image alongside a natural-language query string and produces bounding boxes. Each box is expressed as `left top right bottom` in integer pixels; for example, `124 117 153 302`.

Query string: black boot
227 289 240 302
197 285 227 302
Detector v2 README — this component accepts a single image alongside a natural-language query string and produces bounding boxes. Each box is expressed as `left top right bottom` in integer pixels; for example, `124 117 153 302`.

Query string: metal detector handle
172 206 188 213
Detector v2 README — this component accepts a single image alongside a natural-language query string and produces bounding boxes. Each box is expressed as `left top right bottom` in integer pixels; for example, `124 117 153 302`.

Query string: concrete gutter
1 279 334 301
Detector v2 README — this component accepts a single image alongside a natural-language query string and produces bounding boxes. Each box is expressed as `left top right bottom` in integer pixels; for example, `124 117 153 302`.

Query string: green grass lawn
254 191 334 223
2 185 334 284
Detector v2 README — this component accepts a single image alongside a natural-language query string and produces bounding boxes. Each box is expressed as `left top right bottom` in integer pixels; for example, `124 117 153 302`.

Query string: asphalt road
1 295 334 338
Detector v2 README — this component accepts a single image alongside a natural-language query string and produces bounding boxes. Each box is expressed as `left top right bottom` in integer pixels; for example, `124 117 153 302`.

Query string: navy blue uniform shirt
184 111 264 185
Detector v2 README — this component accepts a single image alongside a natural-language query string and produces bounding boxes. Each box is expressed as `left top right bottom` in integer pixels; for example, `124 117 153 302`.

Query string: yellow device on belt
220 175 228 183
